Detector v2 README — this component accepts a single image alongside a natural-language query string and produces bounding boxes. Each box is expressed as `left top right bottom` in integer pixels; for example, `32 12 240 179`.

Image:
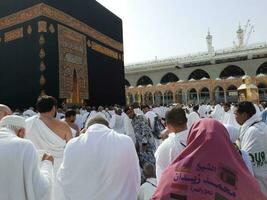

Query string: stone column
184 90 188 105
152 93 155 105
210 89 214 104
197 91 200 104
141 93 144 105
162 92 165 106
133 94 136 103
224 90 227 102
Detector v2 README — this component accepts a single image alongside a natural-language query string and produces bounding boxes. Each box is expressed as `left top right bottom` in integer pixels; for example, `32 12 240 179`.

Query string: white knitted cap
0 115 26 129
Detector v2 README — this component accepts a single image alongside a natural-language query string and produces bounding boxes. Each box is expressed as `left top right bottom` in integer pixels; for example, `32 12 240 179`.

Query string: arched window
226 85 238 103
164 91 174 105
188 69 210 80
136 76 153 86
127 93 134 105
125 79 131 87
134 93 142 104
154 91 163 105
200 87 210 103
214 86 224 103
188 88 198 104
160 73 179 84
175 90 183 104
144 92 153 105
220 65 245 79
258 83 267 102
256 62 267 75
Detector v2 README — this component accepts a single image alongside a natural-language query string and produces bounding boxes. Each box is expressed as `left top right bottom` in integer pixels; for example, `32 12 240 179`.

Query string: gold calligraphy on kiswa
0 3 123 52
58 24 89 100
91 41 119 60
4 27 23 42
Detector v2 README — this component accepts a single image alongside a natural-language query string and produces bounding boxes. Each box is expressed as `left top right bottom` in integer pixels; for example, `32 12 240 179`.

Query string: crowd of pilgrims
1 95 267 200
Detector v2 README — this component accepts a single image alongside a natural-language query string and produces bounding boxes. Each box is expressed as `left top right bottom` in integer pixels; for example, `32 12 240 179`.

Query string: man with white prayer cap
0 115 54 200
57 116 140 200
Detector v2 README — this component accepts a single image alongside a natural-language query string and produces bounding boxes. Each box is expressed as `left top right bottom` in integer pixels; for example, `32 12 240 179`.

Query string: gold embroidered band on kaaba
0 3 123 52
4 27 23 42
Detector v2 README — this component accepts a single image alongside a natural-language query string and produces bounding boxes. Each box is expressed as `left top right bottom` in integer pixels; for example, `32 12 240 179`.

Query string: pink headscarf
152 119 267 200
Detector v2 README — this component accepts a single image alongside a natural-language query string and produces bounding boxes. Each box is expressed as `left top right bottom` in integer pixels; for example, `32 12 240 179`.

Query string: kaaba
0 0 125 109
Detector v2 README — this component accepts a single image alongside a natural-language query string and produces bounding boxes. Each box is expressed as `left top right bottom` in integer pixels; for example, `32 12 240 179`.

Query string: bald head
0 104 12 120
85 116 109 130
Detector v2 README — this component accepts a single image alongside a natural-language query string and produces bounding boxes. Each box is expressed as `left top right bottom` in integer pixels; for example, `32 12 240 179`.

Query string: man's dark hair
236 101 256 118
124 106 132 114
65 110 77 118
143 163 156 179
141 105 150 110
115 107 122 115
36 96 57 113
193 105 199 112
224 102 231 108
132 102 140 109
262 102 267 109
165 106 187 127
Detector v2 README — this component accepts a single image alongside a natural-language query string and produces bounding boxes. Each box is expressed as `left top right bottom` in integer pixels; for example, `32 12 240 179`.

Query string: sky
96 0 267 65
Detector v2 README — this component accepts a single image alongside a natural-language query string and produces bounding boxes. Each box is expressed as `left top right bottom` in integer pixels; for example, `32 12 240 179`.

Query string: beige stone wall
125 76 267 105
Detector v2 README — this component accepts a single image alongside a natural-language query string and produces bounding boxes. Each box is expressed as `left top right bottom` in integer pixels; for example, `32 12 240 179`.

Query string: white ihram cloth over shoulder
144 111 157 131
25 115 66 200
222 110 240 128
0 127 53 200
121 112 136 144
187 111 200 129
134 108 144 116
75 114 84 129
224 124 254 175
109 113 125 134
57 124 141 200
137 177 157 200
198 105 207 118
239 113 267 196
155 130 188 183
210 104 224 122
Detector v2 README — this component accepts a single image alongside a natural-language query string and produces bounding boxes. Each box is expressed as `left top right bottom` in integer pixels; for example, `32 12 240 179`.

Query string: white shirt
144 111 157 131
155 130 188 182
109 114 125 134
134 108 144 116
240 114 267 196
23 109 37 118
137 178 157 200
0 128 53 200
210 104 223 122
57 124 141 200
187 112 200 129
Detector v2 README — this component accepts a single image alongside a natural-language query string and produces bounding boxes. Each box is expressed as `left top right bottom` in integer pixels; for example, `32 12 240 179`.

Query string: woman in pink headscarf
152 119 267 200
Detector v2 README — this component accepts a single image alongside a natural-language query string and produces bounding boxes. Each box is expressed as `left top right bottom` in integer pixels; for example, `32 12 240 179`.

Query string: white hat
0 115 26 129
